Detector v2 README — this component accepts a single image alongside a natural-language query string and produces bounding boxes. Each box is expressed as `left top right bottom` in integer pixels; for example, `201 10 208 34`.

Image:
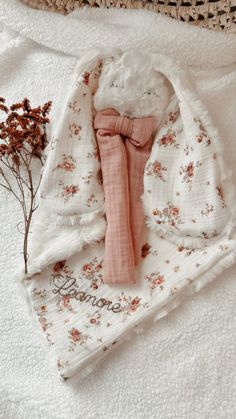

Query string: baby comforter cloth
12 8 236 383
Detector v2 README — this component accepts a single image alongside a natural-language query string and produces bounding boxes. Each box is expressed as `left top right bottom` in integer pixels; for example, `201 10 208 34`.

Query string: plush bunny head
93 49 171 121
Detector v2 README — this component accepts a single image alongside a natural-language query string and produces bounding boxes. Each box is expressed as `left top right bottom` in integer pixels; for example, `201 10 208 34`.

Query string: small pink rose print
52 260 73 278
69 328 81 342
68 122 81 139
80 256 104 288
129 297 141 311
40 305 47 313
129 298 140 312
146 160 167 181
166 111 178 124
145 272 165 296
68 327 90 351
158 130 179 148
159 133 174 146
63 184 78 196
82 263 93 273
58 182 80 202
117 293 144 315
59 160 75 172
153 161 162 173
87 311 102 329
63 296 70 308
82 71 90 85
179 160 202 191
186 162 194 177
54 154 76 172
131 297 141 305
153 275 165 285
194 118 211 146
152 209 162 216
152 202 183 231
170 207 179 217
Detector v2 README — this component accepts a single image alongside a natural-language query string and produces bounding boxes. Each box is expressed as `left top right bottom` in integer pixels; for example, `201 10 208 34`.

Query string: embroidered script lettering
52 277 122 313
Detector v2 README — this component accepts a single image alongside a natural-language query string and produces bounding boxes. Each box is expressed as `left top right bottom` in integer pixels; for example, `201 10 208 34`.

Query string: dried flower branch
0 97 52 274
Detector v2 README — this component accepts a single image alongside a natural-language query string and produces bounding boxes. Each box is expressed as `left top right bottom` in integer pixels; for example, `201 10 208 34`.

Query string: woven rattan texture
21 0 236 33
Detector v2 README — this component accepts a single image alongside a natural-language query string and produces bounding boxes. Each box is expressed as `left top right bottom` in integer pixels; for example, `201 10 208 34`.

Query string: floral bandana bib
20 48 236 382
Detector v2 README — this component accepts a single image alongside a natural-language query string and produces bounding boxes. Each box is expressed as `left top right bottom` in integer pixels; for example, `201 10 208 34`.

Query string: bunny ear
27 53 107 277
142 61 235 249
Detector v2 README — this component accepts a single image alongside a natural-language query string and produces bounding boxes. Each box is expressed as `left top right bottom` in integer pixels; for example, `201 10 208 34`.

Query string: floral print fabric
24 49 236 381
142 92 231 248
38 59 104 220
25 226 236 380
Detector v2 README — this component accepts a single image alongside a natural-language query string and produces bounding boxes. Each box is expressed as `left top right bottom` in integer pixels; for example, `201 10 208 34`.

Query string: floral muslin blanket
21 48 236 382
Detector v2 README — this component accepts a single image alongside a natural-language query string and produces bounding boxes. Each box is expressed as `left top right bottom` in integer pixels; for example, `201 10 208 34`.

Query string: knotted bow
94 108 154 147
94 108 155 284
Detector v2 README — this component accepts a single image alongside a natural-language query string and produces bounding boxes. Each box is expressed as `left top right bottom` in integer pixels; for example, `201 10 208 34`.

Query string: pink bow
94 108 155 147
94 108 155 285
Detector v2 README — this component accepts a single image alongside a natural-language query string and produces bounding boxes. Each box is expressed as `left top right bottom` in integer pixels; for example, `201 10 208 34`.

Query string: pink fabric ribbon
94 108 155 284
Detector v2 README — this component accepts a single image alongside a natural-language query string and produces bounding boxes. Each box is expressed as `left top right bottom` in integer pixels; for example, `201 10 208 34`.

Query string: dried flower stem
0 97 52 274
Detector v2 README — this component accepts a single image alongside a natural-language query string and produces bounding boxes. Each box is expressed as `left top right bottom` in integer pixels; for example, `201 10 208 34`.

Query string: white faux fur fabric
0 0 236 416
93 51 171 118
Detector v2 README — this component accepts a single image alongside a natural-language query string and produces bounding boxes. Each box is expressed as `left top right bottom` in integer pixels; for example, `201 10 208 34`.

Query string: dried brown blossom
0 97 51 162
0 97 52 274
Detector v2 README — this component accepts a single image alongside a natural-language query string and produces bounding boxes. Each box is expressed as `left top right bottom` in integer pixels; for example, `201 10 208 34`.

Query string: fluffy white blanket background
0 1 236 418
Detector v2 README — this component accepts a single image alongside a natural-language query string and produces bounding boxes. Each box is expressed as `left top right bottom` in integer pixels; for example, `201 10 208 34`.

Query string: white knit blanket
1 0 236 391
